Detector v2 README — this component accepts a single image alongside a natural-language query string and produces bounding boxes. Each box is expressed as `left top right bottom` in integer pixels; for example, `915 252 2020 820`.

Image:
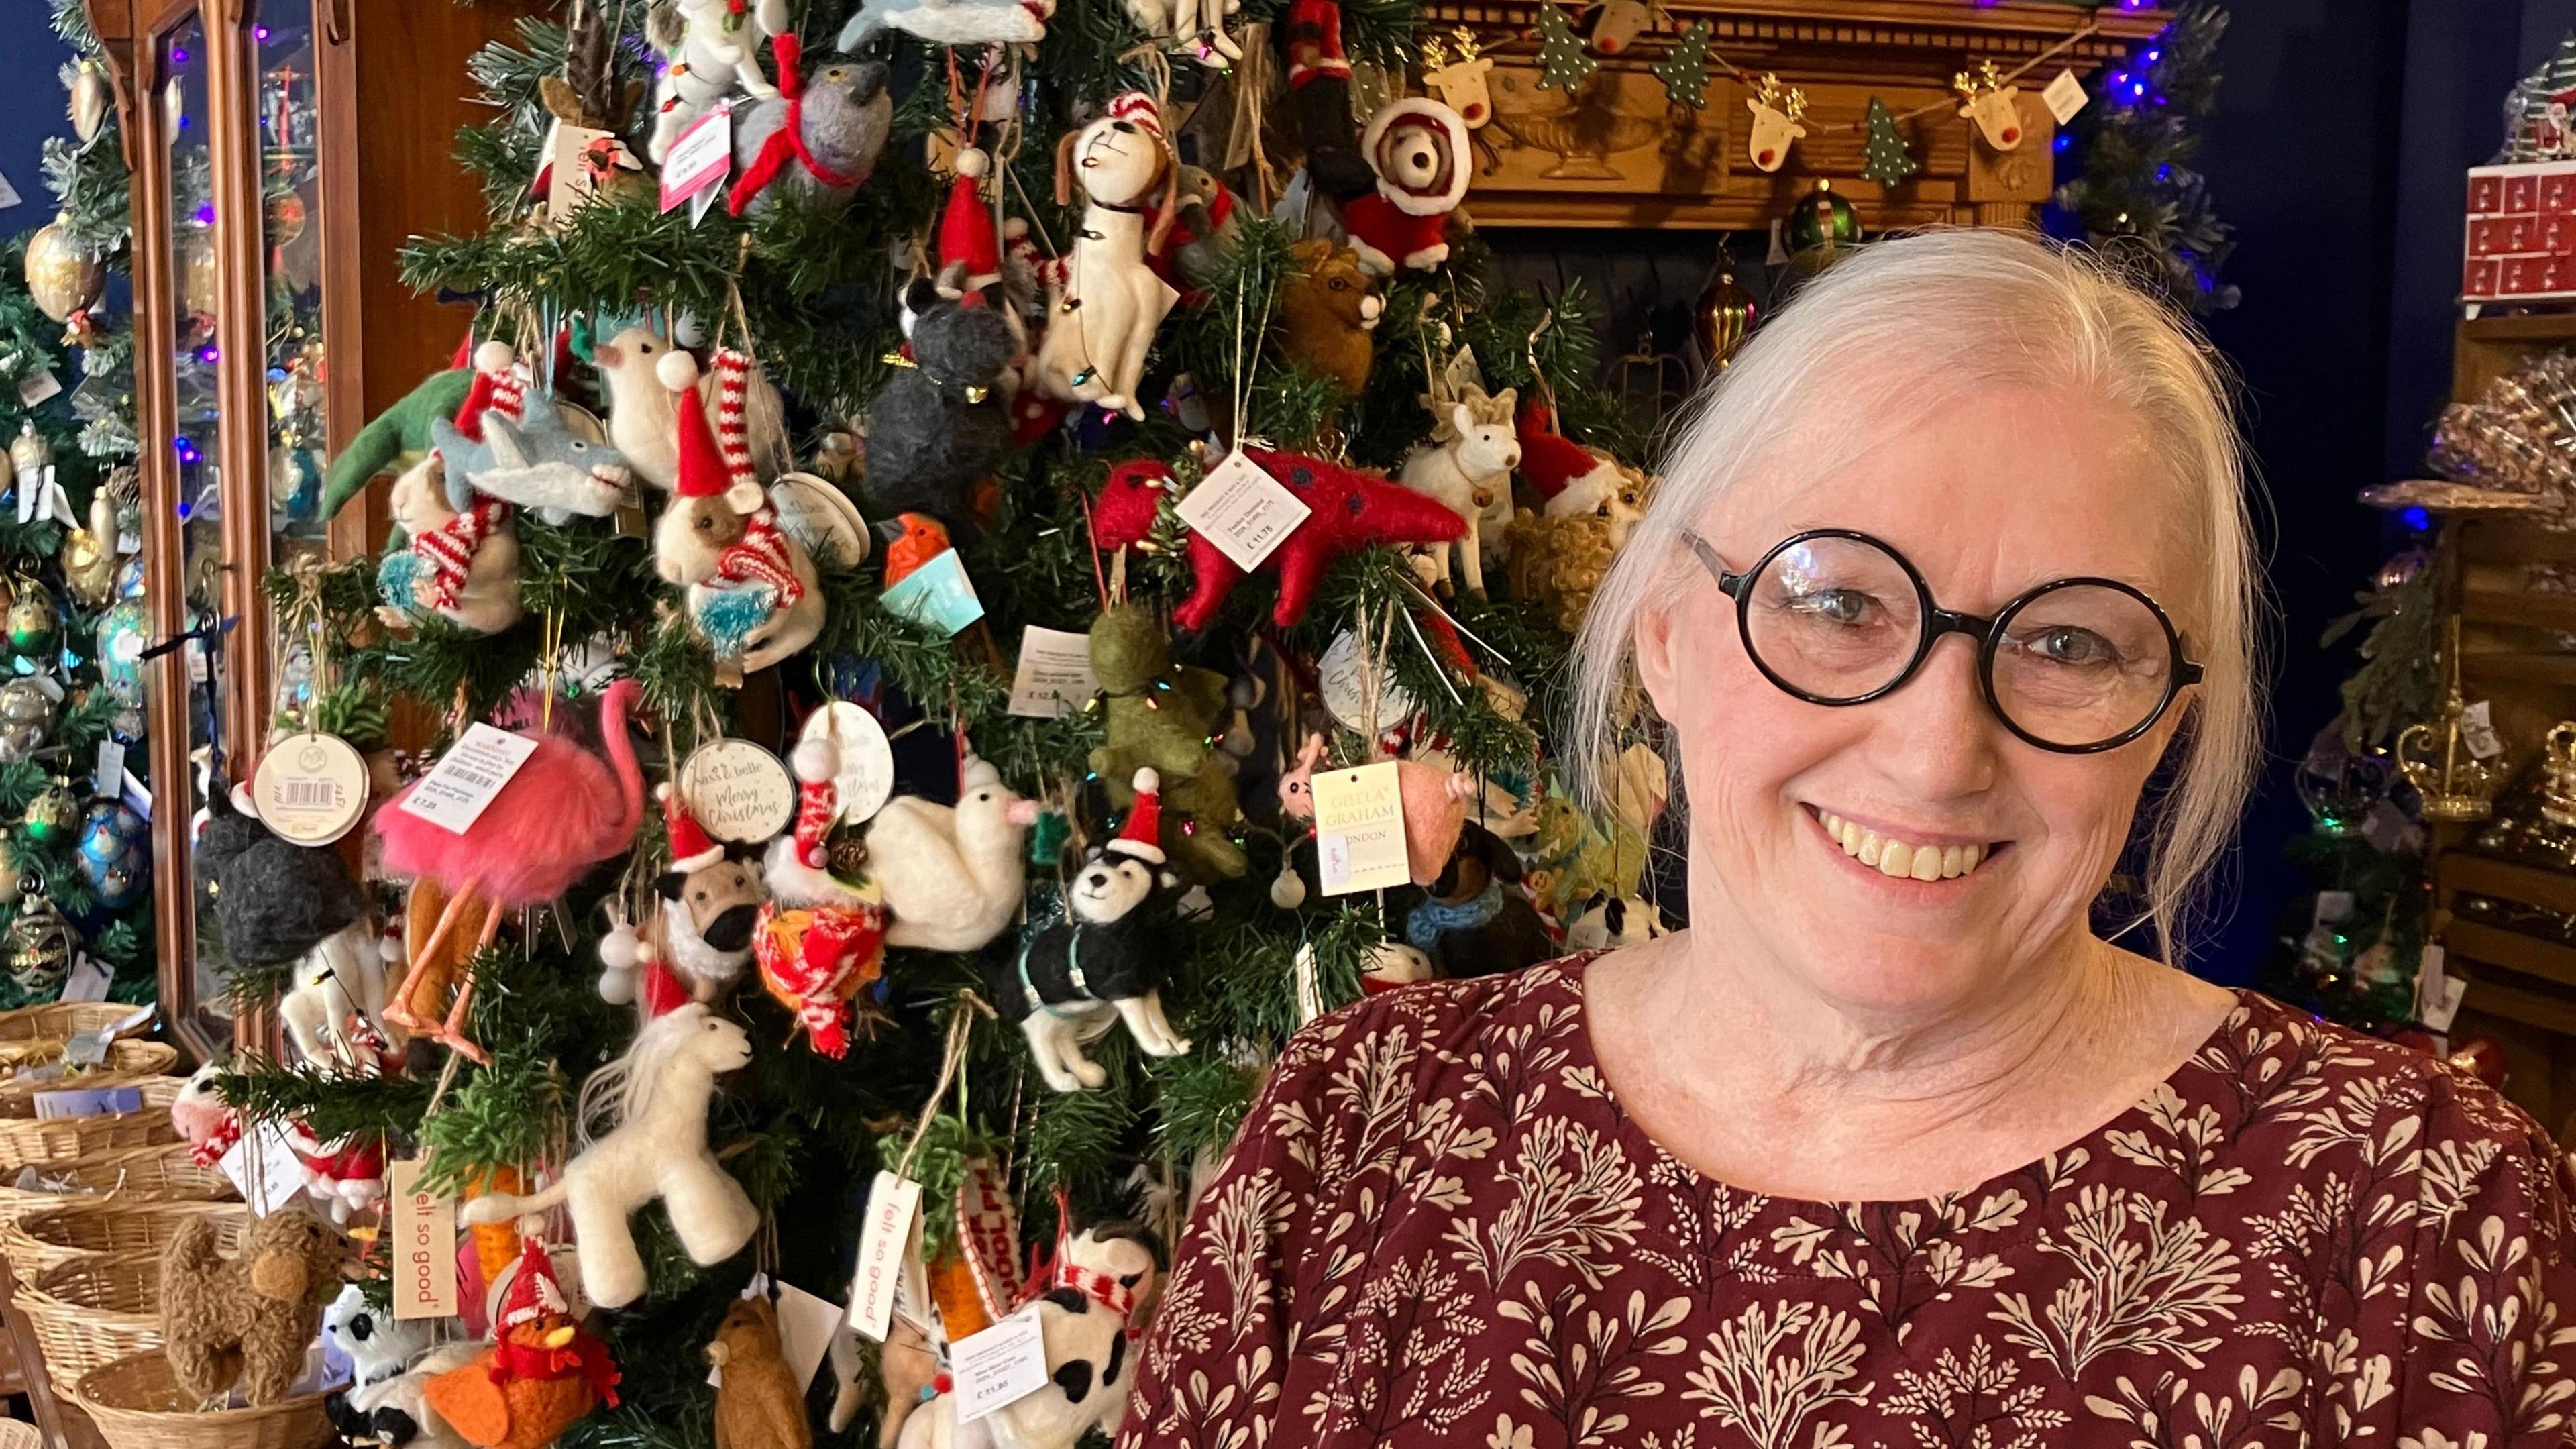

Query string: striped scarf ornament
713 508 804 609
710 348 757 491
412 498 511 610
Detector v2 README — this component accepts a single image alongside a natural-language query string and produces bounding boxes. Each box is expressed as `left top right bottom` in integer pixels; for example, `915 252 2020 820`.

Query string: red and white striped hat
1105 91 1164 139
659 349 765 514
788 737 842 872
451 340 525 442
659 782 724 873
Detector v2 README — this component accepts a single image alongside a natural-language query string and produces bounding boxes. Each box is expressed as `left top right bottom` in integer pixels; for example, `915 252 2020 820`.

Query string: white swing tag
389 1158 459 1320
2043 69 2090 123
953 1307 1050 1423
398 723 539 835
1007 625 1102 719
1175 451 1309 572
849 1171 922 1342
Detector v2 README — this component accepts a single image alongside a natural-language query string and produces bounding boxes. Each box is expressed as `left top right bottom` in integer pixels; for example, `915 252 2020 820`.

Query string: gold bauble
24 219 103 323
5 896 74 995
69 61 109 144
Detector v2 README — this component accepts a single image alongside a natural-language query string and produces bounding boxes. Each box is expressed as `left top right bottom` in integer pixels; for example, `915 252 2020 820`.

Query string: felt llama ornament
423 1236 621 1447
647 0 786 165
376 345 524 633
753 738 890 1057
1034 93 1181 421
598 786 765 1014
460 1004 760 1309
653 350 825 675
1342 97 1471 276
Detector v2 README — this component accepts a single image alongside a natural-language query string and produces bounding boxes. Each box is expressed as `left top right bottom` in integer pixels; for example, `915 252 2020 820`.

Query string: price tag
659 102 734 215
92 739 123 800
849 1171 922 1342
32 1084 140 1119
953 1307 1050 1424
252 732 370 845
58 953 111 1004
799 702 896 824
2461 700 2505 760
1007 625 1102 719
389 1158 459 1320
1310 761 1410 895
2312 890 2355 927
1175 452 1311 572
2041 68 2090 123
2425 973 2468 1033
17 370 60 407
219 1120 311 1217
880 547 985 637
398 723 541 836
680 738 797 844
547 122 620 223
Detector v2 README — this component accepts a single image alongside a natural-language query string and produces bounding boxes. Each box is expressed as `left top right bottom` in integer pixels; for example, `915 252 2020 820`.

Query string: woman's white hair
1570 229 2267 965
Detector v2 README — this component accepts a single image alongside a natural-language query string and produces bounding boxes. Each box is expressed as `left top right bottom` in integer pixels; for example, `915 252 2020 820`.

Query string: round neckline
1557 949 2255 1215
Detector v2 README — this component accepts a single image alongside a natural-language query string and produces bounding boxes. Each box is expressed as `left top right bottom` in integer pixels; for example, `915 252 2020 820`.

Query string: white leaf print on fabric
1989 1185 2244 1376
1681 1301 1873 1449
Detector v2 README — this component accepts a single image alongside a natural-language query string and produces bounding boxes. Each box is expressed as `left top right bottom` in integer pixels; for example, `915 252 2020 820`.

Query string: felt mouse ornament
754 739 891 1056
161 1203 350 1405
985 772 1194 1091
1089 603 1247 880
655 351 825 675
708 1295 813 1449
1515 396 1624 519
425 1237 621 1449
376 347 539 631
1342 97 1472 276
863 756 1041 952
1034 93 1183 421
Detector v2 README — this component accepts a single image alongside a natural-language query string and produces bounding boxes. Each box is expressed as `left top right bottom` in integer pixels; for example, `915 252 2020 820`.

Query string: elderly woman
1120 231 2576 1448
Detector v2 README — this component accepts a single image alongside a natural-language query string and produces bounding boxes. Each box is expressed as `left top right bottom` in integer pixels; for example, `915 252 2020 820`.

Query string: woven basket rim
72 1350 335 1418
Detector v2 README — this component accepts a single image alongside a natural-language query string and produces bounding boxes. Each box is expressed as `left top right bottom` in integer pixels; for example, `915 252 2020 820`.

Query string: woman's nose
1868 635 1999 794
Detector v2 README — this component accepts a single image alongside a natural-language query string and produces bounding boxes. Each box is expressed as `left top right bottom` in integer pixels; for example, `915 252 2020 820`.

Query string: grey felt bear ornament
195 786 367 965
860 278 1017 535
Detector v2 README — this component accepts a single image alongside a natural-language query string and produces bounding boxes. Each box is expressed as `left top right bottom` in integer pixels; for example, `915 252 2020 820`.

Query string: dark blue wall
0 19 75 233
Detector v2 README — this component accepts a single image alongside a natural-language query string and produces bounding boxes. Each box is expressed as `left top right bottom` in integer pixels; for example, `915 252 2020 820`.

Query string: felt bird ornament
424 1238 621 1449
708 1296 813 1449
728 38 893 217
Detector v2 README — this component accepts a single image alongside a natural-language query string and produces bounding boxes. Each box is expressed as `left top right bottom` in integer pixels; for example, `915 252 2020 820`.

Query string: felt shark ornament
431 402 633 524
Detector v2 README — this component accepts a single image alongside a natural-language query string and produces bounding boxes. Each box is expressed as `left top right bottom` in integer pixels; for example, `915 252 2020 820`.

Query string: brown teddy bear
161 1203 348 1405
708 1295 812 1449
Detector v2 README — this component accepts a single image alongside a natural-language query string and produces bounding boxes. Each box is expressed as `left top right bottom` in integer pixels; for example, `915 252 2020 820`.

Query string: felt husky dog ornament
986 770 1193 1091
654 350 824 675
1034 93 1182 421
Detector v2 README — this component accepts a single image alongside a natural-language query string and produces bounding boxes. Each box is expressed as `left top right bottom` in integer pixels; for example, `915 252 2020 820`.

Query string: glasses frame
1682 527 2206 755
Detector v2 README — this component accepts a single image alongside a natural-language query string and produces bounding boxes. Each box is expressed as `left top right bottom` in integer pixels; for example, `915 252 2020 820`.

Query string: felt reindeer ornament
754 738 891 1056
460 1004 760 1309
655 350 825 676
1743 73 1807 172
1034 93 1183 421
1399 382 1521 593
1342 97 1472 276
647 0 787 165
1278 239 1384 398
424 1237 621 1449
1953 60 2027 151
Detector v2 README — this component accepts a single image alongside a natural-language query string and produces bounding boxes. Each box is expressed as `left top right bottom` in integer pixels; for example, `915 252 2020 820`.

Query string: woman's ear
1633 593 1681 720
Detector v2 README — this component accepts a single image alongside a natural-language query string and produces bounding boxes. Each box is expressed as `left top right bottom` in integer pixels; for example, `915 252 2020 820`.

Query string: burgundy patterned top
1121 954 2576 1449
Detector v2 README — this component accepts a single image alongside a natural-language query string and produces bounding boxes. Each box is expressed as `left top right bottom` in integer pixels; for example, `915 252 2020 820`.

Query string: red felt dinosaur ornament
1093 451 1464 629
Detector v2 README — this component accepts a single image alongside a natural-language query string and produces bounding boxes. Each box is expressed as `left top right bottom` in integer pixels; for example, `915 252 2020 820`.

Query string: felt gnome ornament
425 1236 621 1449
753 737 890 1057
654 351 826 674
1516 398 1622 518
940 148 1005 298
1342 98 1472 276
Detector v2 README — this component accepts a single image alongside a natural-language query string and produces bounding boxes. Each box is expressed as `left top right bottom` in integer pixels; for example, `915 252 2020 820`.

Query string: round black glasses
1682 529 2204 754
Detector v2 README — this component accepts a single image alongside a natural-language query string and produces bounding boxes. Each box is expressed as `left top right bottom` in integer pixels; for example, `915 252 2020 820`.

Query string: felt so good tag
849 1170 924 1342
389 1158 459 1320
547 122 619 223
398 722 541 835
680 738 797 845
1311 761 1411 895
659 101 733 215
2042 68 2089 123
1007 625 1102 720
1175 451 1311 572
252 731 370 845
799 701 896 824
881 547 985 637
953 1307 1051 1424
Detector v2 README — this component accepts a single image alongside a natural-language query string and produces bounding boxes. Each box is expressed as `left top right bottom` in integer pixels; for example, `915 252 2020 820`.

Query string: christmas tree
2053 3 2238 314
1652 20 1713 110
1859 95 1920 187
1534 1 1599 94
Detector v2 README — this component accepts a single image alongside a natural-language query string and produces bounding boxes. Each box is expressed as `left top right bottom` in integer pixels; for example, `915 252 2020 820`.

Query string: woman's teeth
1814 810 1988 881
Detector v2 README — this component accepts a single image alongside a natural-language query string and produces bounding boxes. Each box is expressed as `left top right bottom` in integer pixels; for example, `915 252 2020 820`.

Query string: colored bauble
6 895 74 995
97 598 149 710
7 588 59 660
1786 179 1862 256
78 800 150 912
23 217 103 323
0 678 56 764
23 785 78 847
1693 266 1756 372
264 189 307 247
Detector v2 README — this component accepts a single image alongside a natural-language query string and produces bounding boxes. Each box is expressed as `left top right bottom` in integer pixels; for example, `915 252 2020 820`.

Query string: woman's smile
1803 802 2010 883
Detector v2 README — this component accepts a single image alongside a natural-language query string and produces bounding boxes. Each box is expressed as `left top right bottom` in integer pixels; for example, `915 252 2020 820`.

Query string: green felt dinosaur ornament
1087 604 1247 880
319 368 472 519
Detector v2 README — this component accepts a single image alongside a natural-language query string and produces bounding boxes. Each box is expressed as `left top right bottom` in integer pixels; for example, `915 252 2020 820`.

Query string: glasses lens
1989 582 2179 747
1741 536 1925 702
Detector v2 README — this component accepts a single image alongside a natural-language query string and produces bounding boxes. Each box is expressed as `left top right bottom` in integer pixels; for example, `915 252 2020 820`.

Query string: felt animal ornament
528 5 650 213
599 786 765 1011
985 773 1193 1091
708 1295 813 1449
1342 97 1472 275
1399 382 1521 594
1283 0 1375 201
170 1061 237 1164
754 739 890 1057
460 1004 760 1309
864 756 1040 951
1145 164 1246 294
276 923 396 1073
863 278 1016 535
584 325 687 490
1278 239 1383 398
1407 822 1555 978
320 364 472 520
325 1282 436 1393
161 1203 350 1405
1089 604 1246 880
325 1343 482 1449
655 353 825 675
837 0 1053 50
424 1237 621 1449
1953 61 2026 151
1505 478 1648 633
895 1227 1157 1449
881 511 956 589
375 453 525 636
1277 733 1477 888
1744 73 1807 172
647 0 787 165
431 395 633 524
729 38 893 217
1091 451 1465 630
1564 890 1670 950
1034 93 1182 421
195 778 370 969
1122 0 1244 66
287 1123 388 1225
1516 396 1623 519
378 680 647 1062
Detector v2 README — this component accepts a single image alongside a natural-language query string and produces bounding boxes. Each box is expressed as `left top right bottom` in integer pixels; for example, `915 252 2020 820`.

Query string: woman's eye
1786 589 1876 625
2023 625 2119 667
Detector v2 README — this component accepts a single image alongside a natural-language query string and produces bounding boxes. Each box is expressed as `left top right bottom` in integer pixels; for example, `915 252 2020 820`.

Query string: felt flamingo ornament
378 680 648 1062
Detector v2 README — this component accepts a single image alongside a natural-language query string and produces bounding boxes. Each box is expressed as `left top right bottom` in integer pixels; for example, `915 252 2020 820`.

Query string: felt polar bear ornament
1398 382 1521 593
837 0 1054 49
1034 93 1182 421
653 351 824 676
648 0 788 165
1342 97 1472 276
459 1004 759 1309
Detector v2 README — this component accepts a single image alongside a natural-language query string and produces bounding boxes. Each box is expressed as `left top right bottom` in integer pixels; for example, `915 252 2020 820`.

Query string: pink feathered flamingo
377 678 647 1063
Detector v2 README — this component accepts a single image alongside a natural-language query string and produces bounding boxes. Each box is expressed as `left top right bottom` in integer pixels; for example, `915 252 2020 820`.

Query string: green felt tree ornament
1535 1 1598 94
1860 96 1921 186
1653 20 1714 110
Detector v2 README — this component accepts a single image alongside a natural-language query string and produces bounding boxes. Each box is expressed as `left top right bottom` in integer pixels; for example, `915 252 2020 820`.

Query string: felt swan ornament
653 351 824 675
1034 93 1182 421
460 1004 759 1310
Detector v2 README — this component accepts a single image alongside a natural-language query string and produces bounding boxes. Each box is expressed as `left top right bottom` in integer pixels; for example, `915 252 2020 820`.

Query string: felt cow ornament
1034 93 1182 421
753 738 891 1057
654 350 825 675
1342 97 1472 275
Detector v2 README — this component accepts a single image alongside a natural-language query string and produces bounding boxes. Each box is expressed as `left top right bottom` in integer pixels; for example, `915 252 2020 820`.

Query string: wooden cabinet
80 0 526 1058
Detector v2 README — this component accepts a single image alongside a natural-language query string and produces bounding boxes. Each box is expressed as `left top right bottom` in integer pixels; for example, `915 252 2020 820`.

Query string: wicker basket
0 1003 146 1044
70 1353 333 1449
0 1081 182 1172
0 1144 235 1221
15 1256 160 1384
0 1420 38 1448
0 1200 243 1282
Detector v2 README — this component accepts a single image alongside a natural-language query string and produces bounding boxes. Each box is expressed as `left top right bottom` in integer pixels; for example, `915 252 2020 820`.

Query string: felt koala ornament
708 1295 813 1449
1035 93 1183 421
729 41 893 217
1088 603 1247 880
1278 239 1383 398
754 739 891 1056
460 1004 760 1309
896 1228 1157 1449
324 1283 437 1393
838 0 1054 50
647 0 788 165
161 1203 350 1405
862 278 1016 536
863 756 1040 952
598 786 766 1012
655 352 824 676
1343 98 1471 276
985 773 1193 1092
1399 382 1521 594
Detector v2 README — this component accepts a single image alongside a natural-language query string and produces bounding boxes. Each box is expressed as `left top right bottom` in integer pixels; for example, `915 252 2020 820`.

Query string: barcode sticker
253 732 369 845
397 724 539 836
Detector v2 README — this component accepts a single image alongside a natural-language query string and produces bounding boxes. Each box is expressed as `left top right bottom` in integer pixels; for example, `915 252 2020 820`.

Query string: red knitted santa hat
1515 398 1611 503
788 737 842 872
659 782 723 873
1106 90 1165 138
498 1237 570 1333
1106 768 1165 865
451 340 524 442
660 350 764 514
940 148 1002 296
